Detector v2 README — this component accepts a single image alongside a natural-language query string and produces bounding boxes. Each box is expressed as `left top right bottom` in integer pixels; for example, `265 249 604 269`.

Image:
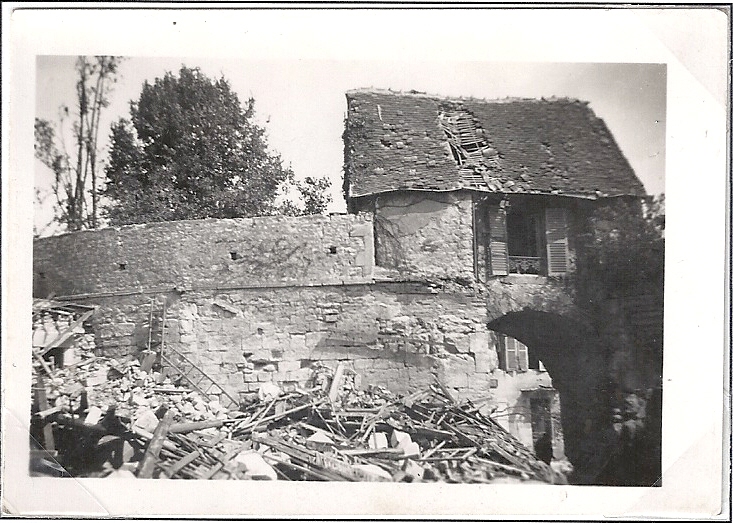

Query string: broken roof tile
344 89 645 199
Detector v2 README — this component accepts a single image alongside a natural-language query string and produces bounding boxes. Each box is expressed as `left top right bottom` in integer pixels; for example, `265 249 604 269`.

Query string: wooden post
328 363 345 403
147 298 154 351
34 374 55 452
136 408 174 478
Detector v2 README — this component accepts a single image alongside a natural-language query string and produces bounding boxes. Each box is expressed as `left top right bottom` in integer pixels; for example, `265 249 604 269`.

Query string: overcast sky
35 57 666 233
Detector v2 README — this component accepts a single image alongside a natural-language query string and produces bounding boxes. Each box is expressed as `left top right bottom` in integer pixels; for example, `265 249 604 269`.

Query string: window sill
499 274 550 284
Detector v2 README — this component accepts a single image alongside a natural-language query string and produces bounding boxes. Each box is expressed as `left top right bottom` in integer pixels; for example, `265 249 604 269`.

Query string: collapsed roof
343 89 646 200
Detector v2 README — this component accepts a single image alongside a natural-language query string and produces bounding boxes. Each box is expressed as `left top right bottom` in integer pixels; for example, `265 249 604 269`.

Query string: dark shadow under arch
488 310 616 484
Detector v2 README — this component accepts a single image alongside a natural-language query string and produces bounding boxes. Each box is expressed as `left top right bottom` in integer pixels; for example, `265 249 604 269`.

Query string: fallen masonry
30 345 565 483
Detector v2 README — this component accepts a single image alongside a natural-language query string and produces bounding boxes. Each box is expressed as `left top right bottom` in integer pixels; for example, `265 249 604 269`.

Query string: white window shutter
545 207 569 276
489 204 508 276
505 336 517 371
517 340 528 371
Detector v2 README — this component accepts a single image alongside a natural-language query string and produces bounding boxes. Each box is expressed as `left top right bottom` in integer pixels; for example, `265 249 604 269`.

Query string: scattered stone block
402 459 425 480
233 451 278 481
353 464 392 481
368 432 389 450
133 408 161 433
84 406 103 425
306 431 335 451
212 299 241 316
390 429 410 449
85 369 108 387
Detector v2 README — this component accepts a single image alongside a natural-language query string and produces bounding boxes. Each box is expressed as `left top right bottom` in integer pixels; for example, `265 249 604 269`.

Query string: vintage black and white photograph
3 6 728 519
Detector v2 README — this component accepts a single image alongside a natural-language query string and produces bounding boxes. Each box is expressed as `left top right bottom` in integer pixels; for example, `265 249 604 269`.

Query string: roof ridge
345 88 588 105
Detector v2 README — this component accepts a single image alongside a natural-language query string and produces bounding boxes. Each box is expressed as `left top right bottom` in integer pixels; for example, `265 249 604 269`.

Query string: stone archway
487 303 615 484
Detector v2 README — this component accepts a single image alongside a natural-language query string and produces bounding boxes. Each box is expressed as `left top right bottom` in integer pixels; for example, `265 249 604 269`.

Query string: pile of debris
31 349 564 483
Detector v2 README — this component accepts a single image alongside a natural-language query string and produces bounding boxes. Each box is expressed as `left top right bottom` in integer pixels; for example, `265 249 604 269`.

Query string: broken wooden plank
131 424 178 452
29 449 59 459
33 405 62 420
434 378 458 404
200 446 244 480
32 349 55 377
473 456 529 475
487 441 532 472
39 309 95 356
411 425 454 441
263 453 336 481
234 400 322 434
136 409 174 478
328 363 345 403
336 448 404 459
252 433 390 482
168 419 230 434
166 450 201 477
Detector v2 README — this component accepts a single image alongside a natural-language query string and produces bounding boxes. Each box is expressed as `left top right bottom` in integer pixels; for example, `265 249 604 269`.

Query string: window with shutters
498 334 529 372
474 197 570 279
497 334 546 373
507 207 544 275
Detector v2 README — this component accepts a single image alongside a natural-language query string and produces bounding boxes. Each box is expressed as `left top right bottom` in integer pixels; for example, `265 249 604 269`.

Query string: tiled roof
343 89 646 199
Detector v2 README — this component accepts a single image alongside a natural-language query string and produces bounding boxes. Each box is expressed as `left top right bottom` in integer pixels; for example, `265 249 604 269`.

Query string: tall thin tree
35 56 123 232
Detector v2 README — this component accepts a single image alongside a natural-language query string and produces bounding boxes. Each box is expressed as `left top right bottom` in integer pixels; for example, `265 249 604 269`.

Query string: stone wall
33 213 374 298
32 197 658 481
373 191 475 282
72 282 496 402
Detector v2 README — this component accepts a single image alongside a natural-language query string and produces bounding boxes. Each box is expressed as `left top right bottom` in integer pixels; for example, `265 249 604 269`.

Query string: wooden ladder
160 345 240 411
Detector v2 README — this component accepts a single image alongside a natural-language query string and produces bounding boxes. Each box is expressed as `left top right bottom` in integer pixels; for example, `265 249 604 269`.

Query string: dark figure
535 432 553 465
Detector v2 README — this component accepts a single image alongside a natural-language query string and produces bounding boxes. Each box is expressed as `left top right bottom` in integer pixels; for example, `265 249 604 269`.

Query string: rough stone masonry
33 212 499 402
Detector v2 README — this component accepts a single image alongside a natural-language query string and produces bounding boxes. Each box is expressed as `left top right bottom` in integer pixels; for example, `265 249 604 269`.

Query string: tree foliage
103 66 330 225
34 56 123 233
278 176 333 217
574 195 665 302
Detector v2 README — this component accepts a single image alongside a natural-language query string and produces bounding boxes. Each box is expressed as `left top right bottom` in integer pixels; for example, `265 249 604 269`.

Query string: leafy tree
34 56 123 232
575 195 665 300
278 176 333 216
103 66 329 225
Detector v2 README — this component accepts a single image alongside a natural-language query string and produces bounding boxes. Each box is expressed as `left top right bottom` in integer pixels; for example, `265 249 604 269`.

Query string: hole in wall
118 263 126 270
256 327 264 335
328 246 338 255
230 251 241 261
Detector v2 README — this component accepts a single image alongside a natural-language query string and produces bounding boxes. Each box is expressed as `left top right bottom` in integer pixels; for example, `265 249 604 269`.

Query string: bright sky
35 58 666 236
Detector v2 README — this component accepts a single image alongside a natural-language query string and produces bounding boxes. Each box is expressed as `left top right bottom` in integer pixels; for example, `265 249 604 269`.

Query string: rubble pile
31 350 565 483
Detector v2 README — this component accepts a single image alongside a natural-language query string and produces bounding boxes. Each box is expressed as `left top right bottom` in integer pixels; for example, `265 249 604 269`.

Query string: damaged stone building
33 89 662 484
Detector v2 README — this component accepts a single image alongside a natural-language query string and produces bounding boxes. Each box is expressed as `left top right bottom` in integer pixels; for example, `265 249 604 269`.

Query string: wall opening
492 332 561 461
488 310 612 484
474 196 570 279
